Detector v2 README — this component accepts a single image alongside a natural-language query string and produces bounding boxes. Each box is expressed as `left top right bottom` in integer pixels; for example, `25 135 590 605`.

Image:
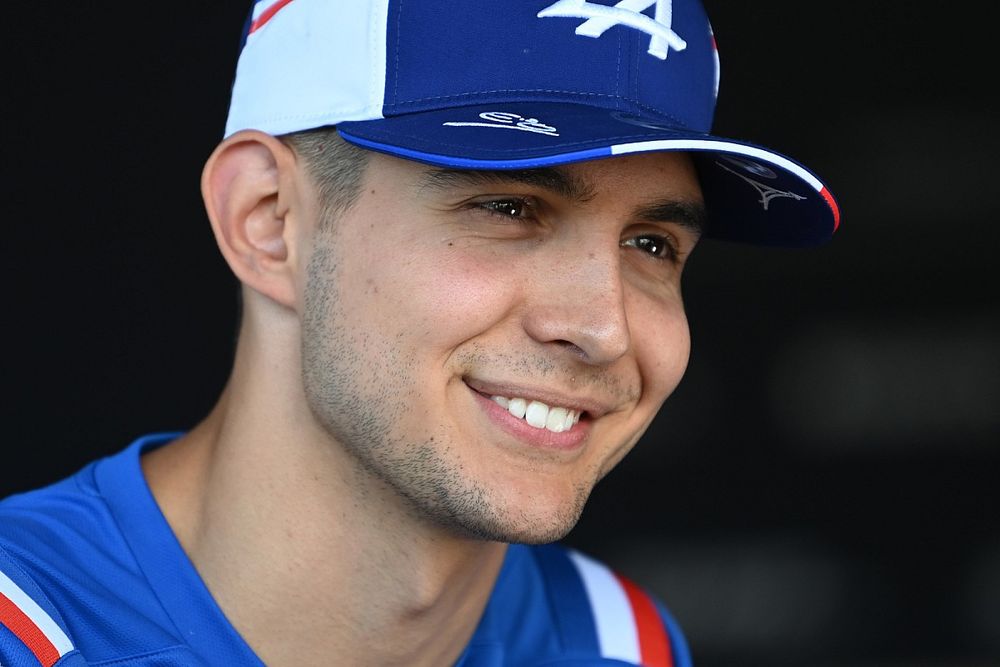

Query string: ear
201 130 304 309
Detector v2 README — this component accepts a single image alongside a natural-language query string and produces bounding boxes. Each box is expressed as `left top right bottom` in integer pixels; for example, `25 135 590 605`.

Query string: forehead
368 150 704 203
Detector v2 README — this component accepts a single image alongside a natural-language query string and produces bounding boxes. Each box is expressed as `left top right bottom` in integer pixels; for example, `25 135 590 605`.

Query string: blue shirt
0 433 691 666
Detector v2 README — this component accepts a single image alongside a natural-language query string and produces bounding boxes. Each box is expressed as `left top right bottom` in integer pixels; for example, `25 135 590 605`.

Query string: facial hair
299 231 592 544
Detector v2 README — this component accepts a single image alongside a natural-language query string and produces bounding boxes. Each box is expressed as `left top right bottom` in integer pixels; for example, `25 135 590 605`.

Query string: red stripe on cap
249 0 295 34
0 591 61 667
615 574 673 667
820 187 841 231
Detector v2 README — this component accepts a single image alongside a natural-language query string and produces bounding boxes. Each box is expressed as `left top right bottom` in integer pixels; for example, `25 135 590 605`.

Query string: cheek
631 297 691 404
347 239 518 352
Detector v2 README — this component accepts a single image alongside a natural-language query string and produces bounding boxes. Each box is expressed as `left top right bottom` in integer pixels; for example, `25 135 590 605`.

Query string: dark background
4 2 997 666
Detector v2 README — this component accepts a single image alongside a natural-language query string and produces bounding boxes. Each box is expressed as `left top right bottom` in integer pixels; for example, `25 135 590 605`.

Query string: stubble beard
300 236 588 545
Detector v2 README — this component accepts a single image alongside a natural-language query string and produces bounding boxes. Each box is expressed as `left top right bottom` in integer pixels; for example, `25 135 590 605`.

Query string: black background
4 3 998 666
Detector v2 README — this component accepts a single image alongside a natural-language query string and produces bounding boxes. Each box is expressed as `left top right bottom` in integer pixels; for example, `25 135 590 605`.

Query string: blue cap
225 0 840 246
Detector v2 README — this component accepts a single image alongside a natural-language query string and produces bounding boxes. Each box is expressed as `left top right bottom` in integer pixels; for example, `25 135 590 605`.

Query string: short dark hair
280 127 370 227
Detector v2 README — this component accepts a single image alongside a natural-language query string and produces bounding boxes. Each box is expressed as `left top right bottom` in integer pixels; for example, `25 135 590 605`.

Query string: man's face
300 149 703 544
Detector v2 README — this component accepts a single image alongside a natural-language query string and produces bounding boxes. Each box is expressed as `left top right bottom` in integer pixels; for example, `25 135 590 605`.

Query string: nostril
554 339 587 358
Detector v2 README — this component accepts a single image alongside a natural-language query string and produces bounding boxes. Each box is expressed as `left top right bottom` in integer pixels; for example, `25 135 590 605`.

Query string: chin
349 431 598 544
444 510 582 546
498 521 579 546
428 482 591 545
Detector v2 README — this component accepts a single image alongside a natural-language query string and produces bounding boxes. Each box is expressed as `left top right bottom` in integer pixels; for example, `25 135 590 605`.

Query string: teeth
491 395 582 433
525 401 548 428
546 407 568 432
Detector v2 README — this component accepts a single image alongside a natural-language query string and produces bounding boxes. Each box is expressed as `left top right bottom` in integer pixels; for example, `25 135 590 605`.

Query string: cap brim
337 102 839 247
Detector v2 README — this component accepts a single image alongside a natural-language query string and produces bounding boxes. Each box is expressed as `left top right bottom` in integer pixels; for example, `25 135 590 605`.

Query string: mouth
487 395 583 434
462 377 600 451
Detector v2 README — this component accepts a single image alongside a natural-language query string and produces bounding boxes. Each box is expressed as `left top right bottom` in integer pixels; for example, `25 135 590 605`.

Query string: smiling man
0 1 838 666
289 151 703 546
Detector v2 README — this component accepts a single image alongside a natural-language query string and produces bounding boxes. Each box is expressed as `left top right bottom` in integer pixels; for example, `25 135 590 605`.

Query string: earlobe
201 130 299 309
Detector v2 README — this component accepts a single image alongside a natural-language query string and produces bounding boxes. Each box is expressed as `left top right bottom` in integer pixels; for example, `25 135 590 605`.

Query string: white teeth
508 397 527 419
490 395 581 433
547 407 568 432
525 401 548 428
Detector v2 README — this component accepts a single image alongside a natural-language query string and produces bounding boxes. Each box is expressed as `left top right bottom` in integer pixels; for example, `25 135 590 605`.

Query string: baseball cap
224 0 840 246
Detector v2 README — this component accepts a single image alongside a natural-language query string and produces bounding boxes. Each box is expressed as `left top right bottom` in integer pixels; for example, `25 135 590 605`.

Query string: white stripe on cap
0 569 74 657
611 138 824 191
567 549 641 663
225 0 391 138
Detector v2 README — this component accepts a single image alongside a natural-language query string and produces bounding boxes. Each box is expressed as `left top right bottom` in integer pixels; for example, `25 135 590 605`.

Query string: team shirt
0 433 692 666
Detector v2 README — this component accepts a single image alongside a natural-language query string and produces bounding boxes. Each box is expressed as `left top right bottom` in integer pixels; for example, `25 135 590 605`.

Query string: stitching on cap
387 90 689 125
615 34 622 111
396 89 622 103
393 0 403 102
633 35 640 100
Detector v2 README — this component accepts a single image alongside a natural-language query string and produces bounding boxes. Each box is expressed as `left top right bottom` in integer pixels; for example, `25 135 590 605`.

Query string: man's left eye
622 234 677 260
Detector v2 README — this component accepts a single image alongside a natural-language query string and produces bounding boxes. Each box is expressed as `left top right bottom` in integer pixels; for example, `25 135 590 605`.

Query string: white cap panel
224 0 390 137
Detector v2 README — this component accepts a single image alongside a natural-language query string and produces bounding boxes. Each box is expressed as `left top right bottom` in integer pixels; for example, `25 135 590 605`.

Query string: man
0 0 839 665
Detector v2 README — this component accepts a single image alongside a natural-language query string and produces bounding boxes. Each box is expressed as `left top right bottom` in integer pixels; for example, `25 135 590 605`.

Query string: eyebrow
634 200 707 236
418 166 596 201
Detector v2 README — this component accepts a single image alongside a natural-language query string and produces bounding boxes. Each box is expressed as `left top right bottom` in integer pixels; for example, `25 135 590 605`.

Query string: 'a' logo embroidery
538 0 687 60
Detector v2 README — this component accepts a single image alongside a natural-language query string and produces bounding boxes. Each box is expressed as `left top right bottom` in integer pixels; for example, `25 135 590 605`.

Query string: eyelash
472 197 680 262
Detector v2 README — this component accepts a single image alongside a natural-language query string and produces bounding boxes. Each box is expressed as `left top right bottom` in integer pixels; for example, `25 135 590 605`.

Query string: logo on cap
538 0 687 60
716 159 806 211
443 112 560 136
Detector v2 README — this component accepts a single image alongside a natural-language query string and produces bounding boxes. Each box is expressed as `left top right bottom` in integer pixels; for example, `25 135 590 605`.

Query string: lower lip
468 386 591 452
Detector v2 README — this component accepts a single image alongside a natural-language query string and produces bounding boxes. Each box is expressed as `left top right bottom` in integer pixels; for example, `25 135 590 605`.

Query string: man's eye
477 198 530 219
621 234 677 261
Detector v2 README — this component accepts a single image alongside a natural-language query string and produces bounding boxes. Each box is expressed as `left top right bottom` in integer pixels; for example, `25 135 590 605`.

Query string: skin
142 131 704 666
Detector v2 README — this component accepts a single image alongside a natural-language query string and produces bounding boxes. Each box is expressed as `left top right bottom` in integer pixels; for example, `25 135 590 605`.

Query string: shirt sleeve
0 548 85 667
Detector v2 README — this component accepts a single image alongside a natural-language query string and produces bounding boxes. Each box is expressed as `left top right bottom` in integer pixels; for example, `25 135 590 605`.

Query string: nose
521 238 631 365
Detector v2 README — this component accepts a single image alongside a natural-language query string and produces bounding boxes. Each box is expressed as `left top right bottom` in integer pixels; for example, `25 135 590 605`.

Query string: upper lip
463 376 618 419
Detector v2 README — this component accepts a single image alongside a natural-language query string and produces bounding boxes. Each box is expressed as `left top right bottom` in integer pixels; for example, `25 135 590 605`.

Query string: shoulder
0 479 91 666
0 450 196 666
0 462 117 590
477 543 692 666
1 561 87 666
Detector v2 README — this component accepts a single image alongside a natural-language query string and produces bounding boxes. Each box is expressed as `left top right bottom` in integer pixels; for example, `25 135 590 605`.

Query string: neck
142 306 506 666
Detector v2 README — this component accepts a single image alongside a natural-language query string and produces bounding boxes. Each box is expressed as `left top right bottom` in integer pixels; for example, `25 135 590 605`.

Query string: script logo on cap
443 112 560 136
538 0 687 60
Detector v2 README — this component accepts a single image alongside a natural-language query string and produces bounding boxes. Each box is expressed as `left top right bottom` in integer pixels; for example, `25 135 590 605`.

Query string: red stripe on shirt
0 591 61 667
249 0 295 34
615 574 673 667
